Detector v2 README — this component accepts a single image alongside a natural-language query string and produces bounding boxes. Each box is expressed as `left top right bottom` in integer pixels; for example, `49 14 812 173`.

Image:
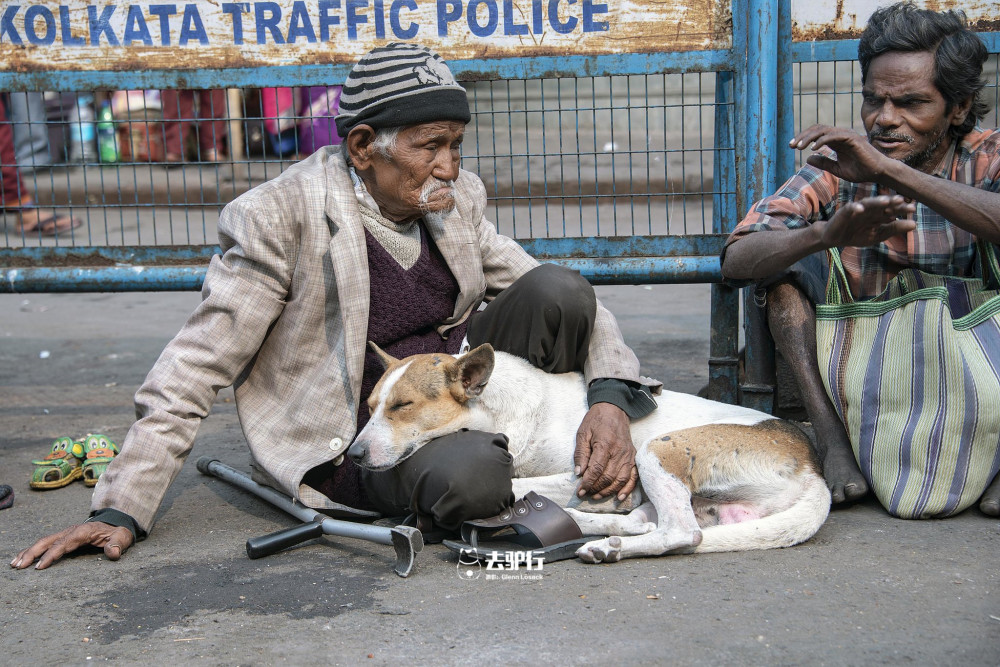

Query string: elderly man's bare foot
980 474 1000 516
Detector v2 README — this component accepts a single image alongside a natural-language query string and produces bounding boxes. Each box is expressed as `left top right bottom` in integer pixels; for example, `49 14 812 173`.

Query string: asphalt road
1 286 998 665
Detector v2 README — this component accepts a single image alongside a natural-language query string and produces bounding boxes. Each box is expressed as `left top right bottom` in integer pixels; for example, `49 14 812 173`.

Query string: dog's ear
449 344 495 401
368 341 399 370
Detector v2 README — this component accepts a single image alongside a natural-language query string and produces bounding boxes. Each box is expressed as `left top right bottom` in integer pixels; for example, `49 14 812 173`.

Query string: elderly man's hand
10 522 134 570
574 402 637 501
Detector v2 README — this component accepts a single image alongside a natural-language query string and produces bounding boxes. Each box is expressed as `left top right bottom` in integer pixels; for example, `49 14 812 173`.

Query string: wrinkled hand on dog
10 522 133 570
574 402 638 501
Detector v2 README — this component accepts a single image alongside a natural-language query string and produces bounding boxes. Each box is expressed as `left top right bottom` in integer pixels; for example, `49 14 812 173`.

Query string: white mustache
419 178 455 206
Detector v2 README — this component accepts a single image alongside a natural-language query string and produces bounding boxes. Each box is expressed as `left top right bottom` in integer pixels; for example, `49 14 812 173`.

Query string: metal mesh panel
464 73 732 239
2 90 231 248
1 75 734 249
6 51 998 252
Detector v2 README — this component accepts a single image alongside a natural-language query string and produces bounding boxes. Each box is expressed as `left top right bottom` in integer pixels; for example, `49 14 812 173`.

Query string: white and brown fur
348 344 830 563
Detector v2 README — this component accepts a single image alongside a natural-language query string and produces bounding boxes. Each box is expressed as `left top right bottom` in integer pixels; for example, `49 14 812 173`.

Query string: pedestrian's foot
15 208 83 236
980 474 1000 516
820 441 868 505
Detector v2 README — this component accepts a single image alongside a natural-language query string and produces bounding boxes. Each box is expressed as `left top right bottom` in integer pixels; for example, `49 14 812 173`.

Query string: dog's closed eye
389 401 413 412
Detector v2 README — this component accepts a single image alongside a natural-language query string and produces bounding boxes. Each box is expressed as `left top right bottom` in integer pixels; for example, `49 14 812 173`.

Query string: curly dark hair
858 1 989 140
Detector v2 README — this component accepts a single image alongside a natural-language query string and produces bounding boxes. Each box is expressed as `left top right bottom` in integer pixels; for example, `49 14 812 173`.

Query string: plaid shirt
726 127 1000 299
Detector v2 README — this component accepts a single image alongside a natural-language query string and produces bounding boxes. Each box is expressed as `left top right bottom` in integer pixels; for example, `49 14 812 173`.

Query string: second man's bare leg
765 280 868 504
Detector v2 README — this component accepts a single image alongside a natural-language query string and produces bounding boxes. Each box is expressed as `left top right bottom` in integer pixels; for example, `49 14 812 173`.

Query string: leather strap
461 491 583 548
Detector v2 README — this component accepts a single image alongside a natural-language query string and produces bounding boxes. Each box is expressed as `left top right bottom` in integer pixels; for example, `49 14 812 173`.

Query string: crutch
196 457 422 577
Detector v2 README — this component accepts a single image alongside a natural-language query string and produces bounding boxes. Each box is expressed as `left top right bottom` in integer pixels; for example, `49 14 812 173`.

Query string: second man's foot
820 442 868 505
979 474 1000 516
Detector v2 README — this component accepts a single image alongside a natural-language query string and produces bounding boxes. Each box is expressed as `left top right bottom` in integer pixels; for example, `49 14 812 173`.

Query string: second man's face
861 50 967 173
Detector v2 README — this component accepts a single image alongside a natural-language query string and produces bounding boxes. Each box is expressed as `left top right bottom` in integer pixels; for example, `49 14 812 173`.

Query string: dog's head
347 342 495 470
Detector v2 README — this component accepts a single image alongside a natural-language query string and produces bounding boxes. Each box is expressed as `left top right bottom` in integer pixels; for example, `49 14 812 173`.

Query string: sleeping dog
348 343 830 563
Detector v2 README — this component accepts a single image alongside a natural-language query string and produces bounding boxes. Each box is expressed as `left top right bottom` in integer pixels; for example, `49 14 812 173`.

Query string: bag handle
978 240 1000 290
827 240 1000 303
824 247 855 305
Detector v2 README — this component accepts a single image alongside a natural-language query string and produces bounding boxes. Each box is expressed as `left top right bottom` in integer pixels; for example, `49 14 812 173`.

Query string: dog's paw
621 521 657 536
576 536 623 564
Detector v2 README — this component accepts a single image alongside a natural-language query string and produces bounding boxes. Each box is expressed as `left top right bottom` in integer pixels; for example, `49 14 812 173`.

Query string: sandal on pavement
81 434 119 487
15 208 83 236
443 491 596 564
30 436 86 490
0 484 13 510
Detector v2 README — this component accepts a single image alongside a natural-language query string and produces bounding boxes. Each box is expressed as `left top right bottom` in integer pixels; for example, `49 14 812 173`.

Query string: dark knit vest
306 222 469 508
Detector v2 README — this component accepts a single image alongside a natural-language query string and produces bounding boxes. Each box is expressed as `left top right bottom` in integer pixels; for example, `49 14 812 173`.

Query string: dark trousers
756 251 830 307
361 264 597 531
160 89 227 157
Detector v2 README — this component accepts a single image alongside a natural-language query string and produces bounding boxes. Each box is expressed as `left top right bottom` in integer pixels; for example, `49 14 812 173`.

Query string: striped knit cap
335 43 470 138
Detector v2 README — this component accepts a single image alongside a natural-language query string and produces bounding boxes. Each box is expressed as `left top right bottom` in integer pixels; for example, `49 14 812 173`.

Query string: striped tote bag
816 244 1000 518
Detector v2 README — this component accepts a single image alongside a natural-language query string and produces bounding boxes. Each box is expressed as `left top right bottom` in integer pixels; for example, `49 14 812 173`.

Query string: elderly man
722 2 1000 516
13 43 657 570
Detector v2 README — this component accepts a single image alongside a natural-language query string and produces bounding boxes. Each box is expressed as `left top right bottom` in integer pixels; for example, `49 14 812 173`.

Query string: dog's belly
691 496 763 526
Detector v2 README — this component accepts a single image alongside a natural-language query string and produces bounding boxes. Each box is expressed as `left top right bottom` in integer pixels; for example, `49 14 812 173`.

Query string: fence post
707 70 739 404
775 0 795 183
735 0 781 413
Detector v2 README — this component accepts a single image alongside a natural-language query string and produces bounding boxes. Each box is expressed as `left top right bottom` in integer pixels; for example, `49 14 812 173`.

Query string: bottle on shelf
96 101 118 163
69 93 97 163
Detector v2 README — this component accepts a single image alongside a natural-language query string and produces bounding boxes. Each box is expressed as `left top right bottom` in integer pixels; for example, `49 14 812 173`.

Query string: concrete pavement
1 285 998 665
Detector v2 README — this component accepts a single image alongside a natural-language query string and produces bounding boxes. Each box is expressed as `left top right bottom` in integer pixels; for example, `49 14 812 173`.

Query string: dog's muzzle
346 439 370 466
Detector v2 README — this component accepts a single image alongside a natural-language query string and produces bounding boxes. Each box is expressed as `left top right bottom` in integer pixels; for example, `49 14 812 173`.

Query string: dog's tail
693 472 831 553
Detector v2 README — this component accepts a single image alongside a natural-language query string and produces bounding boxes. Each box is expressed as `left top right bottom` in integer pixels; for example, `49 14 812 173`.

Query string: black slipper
15 210 83 236
0 485 14 510
443 492 597 564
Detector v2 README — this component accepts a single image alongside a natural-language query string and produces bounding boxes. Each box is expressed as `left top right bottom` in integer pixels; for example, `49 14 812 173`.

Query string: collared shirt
725 127 1000 299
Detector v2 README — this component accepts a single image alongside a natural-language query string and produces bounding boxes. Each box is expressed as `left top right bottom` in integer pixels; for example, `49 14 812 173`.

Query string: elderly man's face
861 50 968 173
360 121 464 223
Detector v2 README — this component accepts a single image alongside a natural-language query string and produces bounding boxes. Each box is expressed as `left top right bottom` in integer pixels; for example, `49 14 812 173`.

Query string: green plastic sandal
30 436 86 490
81 434 119 487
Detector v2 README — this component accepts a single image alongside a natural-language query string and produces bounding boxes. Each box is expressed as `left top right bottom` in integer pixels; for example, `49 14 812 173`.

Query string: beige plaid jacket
92 148 647 532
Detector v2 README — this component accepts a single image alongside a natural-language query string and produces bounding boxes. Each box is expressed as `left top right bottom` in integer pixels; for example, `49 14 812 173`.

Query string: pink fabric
0 96 30 208
261 86 343 154
261 87 297 135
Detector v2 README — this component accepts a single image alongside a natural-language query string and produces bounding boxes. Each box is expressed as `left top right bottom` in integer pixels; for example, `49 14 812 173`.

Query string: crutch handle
245 520 325 559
